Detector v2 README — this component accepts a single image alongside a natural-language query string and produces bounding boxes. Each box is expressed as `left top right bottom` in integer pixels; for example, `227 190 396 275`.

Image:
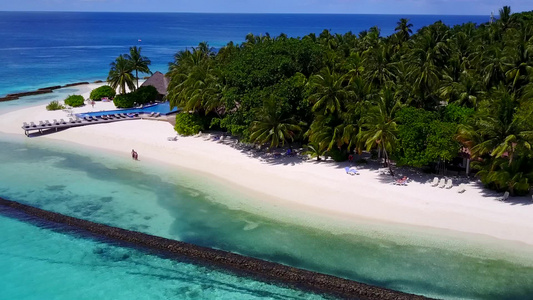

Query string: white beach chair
437 178 446 188
378 168 389 175
445 179 453 189
457 183 466 193
498 191 509 202
429 177 439 186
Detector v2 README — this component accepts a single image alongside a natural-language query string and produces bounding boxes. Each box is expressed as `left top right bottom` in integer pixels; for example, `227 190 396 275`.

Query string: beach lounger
30 121 37 127
445 179 453 189
457 184 466 193
45 120 52 126
149 112 155 117
378 168 390 175
39 121 45 127
60 119 66 124
437 178 446 188
121 113 128 118
69 118 75 123
430 177 439 186
75 117 82 123
53 119 60 125
154 112 160 118
23 122 30 128
167 136 178 141
344 167 359 175
393 176 408 186
498 191 509 202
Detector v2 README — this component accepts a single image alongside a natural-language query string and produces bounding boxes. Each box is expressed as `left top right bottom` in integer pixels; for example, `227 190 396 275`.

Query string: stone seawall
0 82 92 102
0 197 430 300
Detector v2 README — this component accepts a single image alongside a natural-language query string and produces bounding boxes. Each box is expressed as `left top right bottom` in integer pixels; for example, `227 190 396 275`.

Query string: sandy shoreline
2 83 533 247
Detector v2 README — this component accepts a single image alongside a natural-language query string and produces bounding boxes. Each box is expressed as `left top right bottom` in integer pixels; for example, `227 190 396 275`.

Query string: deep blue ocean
0 12 490 97
4 12 533 300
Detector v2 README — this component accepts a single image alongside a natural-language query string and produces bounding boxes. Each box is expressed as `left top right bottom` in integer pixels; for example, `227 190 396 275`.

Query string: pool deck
21 113 152 136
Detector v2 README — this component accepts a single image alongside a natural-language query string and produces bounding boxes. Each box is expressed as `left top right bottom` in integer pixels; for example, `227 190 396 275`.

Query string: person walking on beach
131 149 137 160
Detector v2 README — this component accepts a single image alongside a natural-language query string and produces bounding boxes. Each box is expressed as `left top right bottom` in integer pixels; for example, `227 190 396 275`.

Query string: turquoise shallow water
2 92 533 299
0 214 325 300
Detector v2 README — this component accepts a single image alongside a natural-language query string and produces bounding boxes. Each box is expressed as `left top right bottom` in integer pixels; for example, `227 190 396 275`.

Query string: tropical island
1 6 533 299
4 6 533 238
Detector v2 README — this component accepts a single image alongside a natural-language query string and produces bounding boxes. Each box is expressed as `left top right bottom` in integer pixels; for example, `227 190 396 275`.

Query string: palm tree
124 46 152 89
395 18 413 44
249 96 302 149
307 67 351 116
358 87 403 174
107 55 135 95
458 86 532 166
363 42 397 86
439 72 485 108
303 141 328 161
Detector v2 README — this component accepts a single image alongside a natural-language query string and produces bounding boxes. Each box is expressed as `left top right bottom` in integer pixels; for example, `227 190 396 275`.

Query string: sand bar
1 84 533 248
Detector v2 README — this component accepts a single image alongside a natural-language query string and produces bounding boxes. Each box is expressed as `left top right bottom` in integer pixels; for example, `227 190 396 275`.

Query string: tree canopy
165 7 533 195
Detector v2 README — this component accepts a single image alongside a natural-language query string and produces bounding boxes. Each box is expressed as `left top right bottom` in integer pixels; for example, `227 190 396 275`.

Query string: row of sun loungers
429 177 466 193
22 113 141 135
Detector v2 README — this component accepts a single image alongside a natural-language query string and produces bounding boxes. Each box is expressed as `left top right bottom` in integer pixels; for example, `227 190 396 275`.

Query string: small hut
141 71 169 101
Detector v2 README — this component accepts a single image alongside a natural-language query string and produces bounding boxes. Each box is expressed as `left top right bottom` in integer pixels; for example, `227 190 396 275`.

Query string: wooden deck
21 113 143 136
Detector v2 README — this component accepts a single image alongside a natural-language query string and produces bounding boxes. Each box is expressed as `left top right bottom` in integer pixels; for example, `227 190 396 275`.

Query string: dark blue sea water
0 12 490 96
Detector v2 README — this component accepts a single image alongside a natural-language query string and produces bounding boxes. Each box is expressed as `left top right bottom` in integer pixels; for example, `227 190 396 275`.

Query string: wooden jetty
21 113 144 136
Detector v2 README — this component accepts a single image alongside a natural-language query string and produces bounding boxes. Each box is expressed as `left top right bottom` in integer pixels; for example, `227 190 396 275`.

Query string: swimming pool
78 102 179 117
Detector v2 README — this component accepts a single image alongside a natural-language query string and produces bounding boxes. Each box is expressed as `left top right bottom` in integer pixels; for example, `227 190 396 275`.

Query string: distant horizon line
0 10 491 16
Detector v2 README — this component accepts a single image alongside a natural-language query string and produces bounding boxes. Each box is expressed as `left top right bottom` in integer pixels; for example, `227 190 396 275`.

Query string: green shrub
113 93 136 108
356 158 368 164
46 100 65 111
64 95 85 107
134 85 159 105
328 147 348 162
175 113 205 136
90 85 116 101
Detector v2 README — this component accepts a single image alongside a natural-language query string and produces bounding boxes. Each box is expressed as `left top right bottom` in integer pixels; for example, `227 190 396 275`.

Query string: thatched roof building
141 71 169 99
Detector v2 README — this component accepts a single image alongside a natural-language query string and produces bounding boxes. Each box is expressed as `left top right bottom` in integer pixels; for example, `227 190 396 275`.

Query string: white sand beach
2 83 533 247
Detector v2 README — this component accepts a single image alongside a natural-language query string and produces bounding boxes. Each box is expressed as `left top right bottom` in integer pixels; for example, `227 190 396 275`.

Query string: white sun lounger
457 183 466 193
445 179 453 189
378 168 389 175
498 191 509 202
437 178 446 188
430 177 439 186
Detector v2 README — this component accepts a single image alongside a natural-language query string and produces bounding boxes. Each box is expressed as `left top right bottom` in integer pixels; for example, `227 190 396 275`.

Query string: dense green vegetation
107 46 151 94
166 7 533 195
46 100 65 111
174 113 205 136
90 85 116 100
112 85 160 108
64 95 84 107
